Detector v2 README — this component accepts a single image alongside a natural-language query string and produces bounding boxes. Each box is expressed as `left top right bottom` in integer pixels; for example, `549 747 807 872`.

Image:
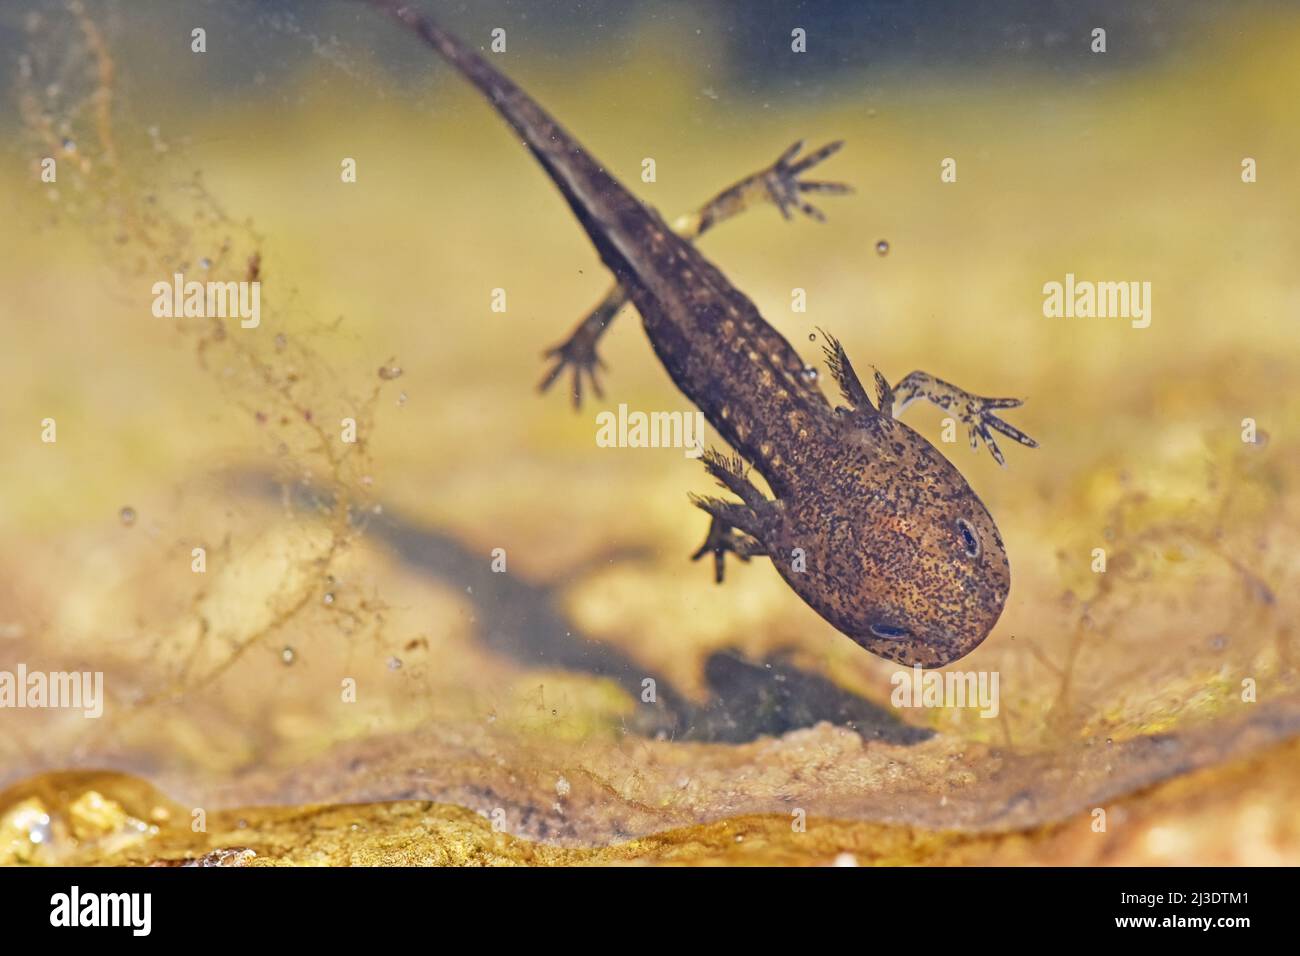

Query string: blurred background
0 0 1297 864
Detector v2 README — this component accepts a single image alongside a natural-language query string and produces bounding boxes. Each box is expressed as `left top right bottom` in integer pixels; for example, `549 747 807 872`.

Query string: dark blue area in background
0 0 1225 106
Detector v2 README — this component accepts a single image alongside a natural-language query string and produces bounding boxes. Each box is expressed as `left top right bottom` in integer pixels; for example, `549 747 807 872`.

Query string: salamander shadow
239 473 931 745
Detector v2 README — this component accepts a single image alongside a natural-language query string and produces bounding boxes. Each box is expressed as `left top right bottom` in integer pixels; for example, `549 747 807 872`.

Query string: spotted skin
539 139 850 408
370 1 1036 667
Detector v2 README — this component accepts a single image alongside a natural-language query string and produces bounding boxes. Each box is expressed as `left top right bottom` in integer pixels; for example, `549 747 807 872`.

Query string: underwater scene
1 0 1299 868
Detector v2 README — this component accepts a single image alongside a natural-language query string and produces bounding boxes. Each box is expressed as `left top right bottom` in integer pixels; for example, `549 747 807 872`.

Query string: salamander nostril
869 622 910 640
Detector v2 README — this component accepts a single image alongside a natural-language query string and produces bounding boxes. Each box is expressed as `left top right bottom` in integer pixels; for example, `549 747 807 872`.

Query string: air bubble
800 366 819 383
11 805 51 846
119 507 136 527
378 365 403 380
875 240 890 256
281 646 296 665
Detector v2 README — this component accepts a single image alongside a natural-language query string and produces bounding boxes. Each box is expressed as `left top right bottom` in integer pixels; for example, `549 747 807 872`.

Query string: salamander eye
869 622 910 640
956 518 981 558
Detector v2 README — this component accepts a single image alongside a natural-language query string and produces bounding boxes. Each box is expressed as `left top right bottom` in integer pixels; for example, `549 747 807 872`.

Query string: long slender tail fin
364 0 833 425
366 0 652 279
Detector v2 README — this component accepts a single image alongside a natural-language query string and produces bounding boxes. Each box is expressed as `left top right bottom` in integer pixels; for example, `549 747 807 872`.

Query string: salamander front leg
688 449 775 583
690 504 766 584
891 371 1038 466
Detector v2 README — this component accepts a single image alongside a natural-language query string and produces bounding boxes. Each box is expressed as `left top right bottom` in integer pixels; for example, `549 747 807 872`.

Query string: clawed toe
965 398 1038 467
690 513 759 584
891 370 1038 467
766 139 851 222
538 338 606 409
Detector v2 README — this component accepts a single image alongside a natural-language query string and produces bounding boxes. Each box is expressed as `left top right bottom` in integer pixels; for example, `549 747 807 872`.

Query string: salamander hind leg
541 140 851 410
755 140 852 224
538 284 625 409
